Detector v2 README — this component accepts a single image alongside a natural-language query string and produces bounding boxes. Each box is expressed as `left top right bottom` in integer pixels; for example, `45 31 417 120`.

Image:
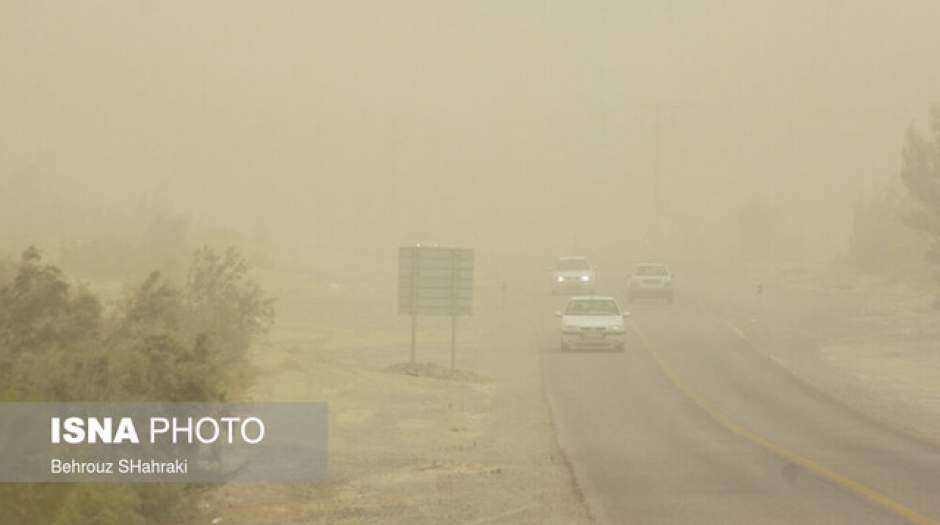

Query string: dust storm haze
6 2 940 525
4 1 939 271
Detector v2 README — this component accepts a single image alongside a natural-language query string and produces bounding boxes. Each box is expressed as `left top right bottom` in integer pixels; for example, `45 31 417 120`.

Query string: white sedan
556 296 630 351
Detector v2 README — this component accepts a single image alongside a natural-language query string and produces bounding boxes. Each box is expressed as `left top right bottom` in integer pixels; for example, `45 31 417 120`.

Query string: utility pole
645 102 664 256
450 249 458 369
654 103 663 240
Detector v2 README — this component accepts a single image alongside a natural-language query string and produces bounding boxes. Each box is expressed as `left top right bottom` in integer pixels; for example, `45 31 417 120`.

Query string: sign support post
450 315 457 369
410 313 417 363
450 249 458 369
398 245 473 367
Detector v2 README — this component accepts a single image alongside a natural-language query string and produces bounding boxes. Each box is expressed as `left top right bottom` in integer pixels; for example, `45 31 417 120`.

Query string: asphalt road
541 291 940 525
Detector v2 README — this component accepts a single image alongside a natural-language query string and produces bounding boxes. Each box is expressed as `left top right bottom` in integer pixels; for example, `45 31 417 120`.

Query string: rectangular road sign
398 246 474 316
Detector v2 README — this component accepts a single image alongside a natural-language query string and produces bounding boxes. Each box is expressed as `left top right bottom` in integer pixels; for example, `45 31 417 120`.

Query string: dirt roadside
184 283 592 524
800 280 940 444
719 271 940 446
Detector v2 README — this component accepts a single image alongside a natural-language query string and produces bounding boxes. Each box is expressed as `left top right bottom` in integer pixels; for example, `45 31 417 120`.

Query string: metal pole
410 313 417 363
450 249 458 369
653 103 662 245
450 315 456 369
409 247 420 363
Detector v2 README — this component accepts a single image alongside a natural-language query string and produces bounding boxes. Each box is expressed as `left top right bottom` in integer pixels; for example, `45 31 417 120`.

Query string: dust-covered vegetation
847 185 926 278
59 214 193 283
841 106 940 284
0 245 273 524
900 106 940 274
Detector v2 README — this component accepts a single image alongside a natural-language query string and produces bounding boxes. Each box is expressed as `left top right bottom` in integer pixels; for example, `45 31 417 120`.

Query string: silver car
551 256 596 295
627 263 674 303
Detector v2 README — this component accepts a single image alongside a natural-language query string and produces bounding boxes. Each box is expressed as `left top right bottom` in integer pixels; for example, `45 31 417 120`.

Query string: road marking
632 326 940 525
725 321 748 341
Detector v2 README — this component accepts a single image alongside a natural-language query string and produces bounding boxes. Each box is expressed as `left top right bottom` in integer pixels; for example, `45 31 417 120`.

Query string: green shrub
0 246 273 523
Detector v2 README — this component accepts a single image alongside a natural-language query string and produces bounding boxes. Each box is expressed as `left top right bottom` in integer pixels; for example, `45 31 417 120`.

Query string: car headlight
608 325 625 333
580 275 590 282
556 276 564 282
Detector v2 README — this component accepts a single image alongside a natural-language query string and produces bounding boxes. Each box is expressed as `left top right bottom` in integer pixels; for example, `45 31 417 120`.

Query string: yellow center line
632 326 939 525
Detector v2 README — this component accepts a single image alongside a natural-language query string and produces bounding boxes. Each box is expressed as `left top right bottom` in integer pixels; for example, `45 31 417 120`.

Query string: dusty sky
2 1 940 270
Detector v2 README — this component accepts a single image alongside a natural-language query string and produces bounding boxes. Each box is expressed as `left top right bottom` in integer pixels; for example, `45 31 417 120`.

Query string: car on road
551 256 596 295
556 296 630 351
627 263 673 303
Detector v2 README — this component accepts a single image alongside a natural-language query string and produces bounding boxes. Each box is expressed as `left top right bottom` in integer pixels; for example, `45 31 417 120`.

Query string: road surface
541 290 940 525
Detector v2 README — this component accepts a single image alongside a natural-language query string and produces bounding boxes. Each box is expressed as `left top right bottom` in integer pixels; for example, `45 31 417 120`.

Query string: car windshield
558 259 590 271
566 299 620 316
636 265 668 276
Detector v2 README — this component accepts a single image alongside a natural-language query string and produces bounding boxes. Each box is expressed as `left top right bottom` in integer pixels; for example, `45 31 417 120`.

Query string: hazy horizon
3 1 940 272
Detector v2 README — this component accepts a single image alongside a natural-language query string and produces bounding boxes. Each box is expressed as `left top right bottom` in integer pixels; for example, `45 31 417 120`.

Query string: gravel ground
720 271 940 446
184 287 591 525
